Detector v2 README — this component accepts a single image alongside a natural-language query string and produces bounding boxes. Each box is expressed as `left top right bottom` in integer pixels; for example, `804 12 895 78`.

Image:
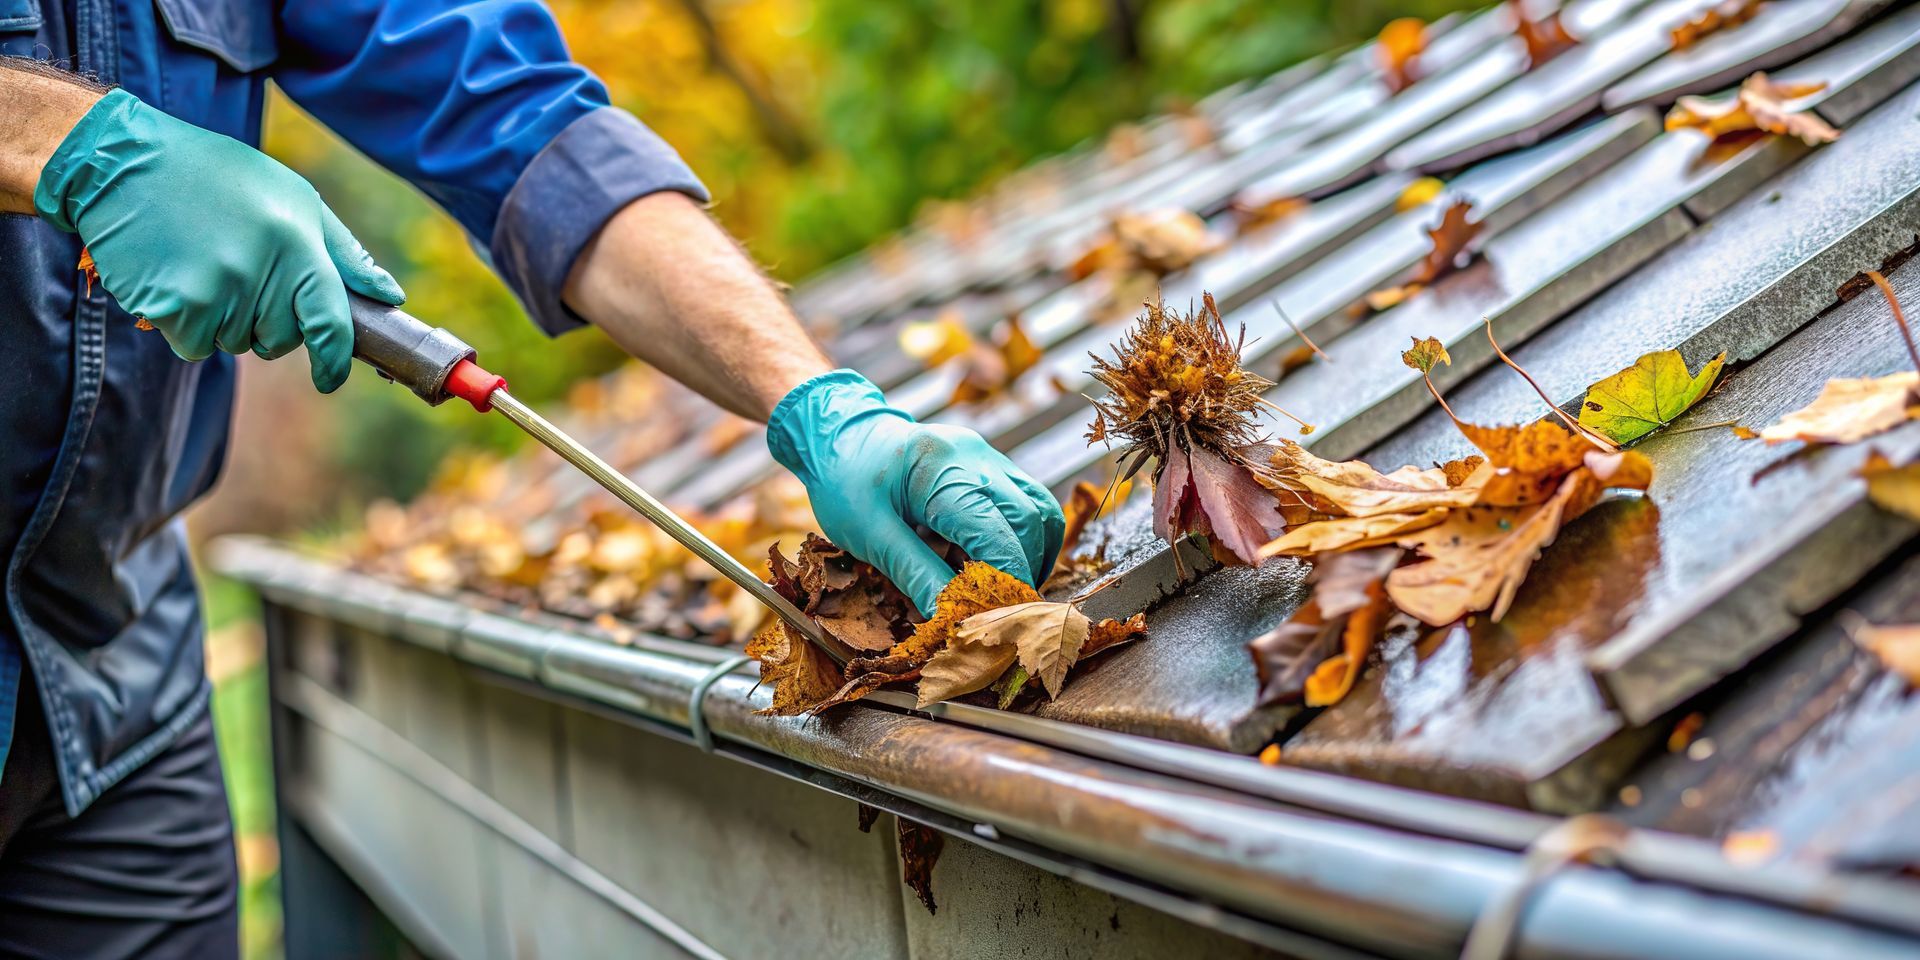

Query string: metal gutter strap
212 538 1920 958
688 654 753 753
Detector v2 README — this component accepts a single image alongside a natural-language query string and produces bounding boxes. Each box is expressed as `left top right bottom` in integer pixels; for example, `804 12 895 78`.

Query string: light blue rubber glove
769 370 1066 615
34 89 404 393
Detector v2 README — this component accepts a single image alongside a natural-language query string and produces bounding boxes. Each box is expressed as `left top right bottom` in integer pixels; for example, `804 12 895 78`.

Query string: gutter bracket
688 654 754 753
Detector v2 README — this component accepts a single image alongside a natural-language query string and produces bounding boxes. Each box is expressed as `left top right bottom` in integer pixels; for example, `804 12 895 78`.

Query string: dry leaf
899 310 975 366
1402 335 1451 374
1510 0 1577 67
1759 373 1919 445
1847 616 1920 686
1578 349 1726 444
949 314 1043 406
1388 450 1652 624
893 561 1042 667
1230 195 1309 237
1267 439 1488 518
1083 612 1147 659
747 618 845 716
1258 508 1447 557
1396 176 1445 213
1862 449 1920 522
1070 209 1215 280
897 819 945 915
1378 17 1425 94
1249 548 1398 707
1367 201 1482 310
916 632 1020 706
1087 294 1277 459
1155 443 1287 565
955 601 1089 698
1459 419 1600 506
1667 73 1839 145
1672 0 1763 50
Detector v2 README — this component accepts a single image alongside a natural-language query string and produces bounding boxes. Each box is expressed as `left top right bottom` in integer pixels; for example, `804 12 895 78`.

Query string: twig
1865 270 1920 375
1271 300 1330 362
1482 319 1617 451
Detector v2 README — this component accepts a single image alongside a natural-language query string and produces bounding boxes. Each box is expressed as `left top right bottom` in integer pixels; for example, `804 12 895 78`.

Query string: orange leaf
1377 17 1425 94
1366 201 1482 310
1667 72 1839 145
1672 0 1764 51
1511 0 1577 67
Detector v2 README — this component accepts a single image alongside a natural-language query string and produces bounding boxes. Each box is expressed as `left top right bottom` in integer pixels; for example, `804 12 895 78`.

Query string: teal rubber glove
770 370 1066 616
34 89 404 393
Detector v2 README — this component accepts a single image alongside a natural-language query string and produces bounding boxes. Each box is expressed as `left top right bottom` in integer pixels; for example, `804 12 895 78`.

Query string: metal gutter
215 537 1920 959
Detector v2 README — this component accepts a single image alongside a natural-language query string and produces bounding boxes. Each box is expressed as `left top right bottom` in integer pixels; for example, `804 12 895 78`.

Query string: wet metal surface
1612 554 1920 843
1284 497 1665 812
1375 259 1920 729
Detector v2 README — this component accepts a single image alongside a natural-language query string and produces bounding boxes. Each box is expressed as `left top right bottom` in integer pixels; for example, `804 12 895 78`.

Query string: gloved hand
34 89 403 392
769 370 1065 615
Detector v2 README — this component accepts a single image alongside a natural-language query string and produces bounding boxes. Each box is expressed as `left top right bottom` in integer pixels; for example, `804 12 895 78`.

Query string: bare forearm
0 60 104 214
562 192 832 420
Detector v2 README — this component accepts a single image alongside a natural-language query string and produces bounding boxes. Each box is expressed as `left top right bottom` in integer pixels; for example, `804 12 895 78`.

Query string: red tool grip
446 358 508 412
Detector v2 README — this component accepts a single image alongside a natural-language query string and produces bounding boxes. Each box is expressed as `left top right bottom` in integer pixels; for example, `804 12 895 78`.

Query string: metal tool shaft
486 389 839 660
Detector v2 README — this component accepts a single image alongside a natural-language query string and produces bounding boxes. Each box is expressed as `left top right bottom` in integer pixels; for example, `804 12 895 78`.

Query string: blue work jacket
0 0 705 815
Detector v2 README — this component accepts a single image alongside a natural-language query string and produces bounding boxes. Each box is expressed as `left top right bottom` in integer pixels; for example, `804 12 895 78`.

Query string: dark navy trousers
0 677 239 960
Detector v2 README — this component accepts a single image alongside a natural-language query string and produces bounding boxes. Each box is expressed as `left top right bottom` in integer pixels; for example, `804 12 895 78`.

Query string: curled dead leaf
1378 17 1425 94
1759 373 1919 445
1249 548 1399 707
1667 72 1839 145
1368 201 1482 310
1671 0 1763 50
1510 0 1577 67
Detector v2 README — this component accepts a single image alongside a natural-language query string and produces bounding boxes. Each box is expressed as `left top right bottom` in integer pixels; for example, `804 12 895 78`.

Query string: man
0 2 1062 954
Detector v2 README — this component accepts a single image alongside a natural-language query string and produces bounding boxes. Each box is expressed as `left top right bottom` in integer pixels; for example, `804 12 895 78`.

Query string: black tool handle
349 293 476 406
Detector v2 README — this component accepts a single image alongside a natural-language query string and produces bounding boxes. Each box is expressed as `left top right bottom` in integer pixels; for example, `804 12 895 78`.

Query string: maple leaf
1387 449 1653 624
1459 419 1599 506
1667 73 1839 145
1862 449 1920 523
1402 336 1451 374
1510 0 1577 68
1671 0 1763 50
1377 17 1425 94
1578 349 1726 444
1249 548 1398 707
1366 201 1482 310
948 314 1043 406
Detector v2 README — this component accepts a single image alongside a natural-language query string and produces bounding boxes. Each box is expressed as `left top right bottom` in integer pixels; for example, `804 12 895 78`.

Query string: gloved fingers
855 515 963 617
1005 468 1066 580
321 207 406 306
151 308 219 363
291 271 355 393
246 261 306 360
921 469 1035 586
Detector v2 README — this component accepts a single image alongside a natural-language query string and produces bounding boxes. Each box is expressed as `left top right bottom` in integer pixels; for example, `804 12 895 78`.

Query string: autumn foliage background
195 1 1474 955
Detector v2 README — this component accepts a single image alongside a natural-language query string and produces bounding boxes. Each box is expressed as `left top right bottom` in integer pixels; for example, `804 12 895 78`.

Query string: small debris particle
1668 711 1706 752
1722 829 1778 866
1618 784 1642 807
1681 788 1704 809
1687 737 1717 761
1259 743 1281 765
973 823 1000 841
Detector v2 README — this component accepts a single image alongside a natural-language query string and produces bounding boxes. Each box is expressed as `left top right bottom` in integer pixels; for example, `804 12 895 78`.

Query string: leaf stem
1660 418 1740 437
1482 319 1617 451
1271 300 1331 362
1257 395 1317 435
1423 373 1466 431
1865 270 1920 375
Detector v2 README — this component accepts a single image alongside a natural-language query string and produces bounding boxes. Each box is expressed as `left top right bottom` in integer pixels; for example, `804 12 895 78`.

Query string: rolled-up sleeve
274 0 708 334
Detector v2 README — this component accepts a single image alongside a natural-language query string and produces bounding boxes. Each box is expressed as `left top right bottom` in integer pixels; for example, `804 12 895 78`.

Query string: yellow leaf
1401 336 1451 374
1862 449 1920 523
899 311 976 367
1578 349 1726 444
1258 509 1447 558
1395 176 1444 213
1667 72 1839 145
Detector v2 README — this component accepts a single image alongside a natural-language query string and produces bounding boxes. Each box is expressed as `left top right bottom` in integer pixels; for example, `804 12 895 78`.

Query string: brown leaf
1258 509 1447 558
1759 373 1920 445
1084 612 1147 659
894 561 1043 667
1387 451 1652 624
1671 0 1763 50
807 666 922 716
1230 195 1309 237
948 314 1044 406
1071 209 1216 280
747 619 845 716
1667 72 1839 145
1510 0 1577 67
916 634 1018 706
1367 201 1482 309
1267 439 1488 518
1377 17 1425 94
1249 548 1398 707
898 819 945 915
955 601 1090 698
